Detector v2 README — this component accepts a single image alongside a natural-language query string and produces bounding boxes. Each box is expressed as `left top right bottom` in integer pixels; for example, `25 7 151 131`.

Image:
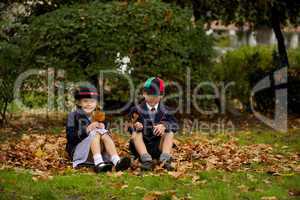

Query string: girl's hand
86 122 105 133
97 122 105 129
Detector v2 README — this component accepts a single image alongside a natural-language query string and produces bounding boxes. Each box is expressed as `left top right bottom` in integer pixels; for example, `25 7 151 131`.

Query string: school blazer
65 108 108 158
128 101 179 143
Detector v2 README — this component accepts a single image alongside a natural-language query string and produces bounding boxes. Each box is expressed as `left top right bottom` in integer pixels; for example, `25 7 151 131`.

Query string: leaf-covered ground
1 130 299 175
0 115 300 200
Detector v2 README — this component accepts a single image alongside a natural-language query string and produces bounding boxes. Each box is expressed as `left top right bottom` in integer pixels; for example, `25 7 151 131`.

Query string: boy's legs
158 132 174 170
159 132 174 154
131 132 153 170
131 132 148 156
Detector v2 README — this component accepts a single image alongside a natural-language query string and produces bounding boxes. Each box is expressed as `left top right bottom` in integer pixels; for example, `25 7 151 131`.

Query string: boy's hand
134 122 143 131
153 124 166 136
86 122 105 133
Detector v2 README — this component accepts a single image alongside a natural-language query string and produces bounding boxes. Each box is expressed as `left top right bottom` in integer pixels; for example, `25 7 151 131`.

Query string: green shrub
21 91 48 109
16 0 213 106
213 45 299 113
289 48 300 69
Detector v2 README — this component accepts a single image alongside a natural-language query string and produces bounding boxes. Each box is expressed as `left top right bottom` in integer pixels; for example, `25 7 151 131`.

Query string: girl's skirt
72 128 110 168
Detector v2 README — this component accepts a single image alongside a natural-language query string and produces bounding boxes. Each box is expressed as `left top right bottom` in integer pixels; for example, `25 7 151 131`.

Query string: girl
66 85 131 173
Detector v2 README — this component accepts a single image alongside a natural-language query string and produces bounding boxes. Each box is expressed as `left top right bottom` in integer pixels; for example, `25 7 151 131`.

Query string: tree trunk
191 0 202 21
0 100 8 127
271 7 289 68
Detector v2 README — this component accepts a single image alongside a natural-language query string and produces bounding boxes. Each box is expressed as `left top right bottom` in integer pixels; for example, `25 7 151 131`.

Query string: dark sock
140 153 152 163
159 153 171 162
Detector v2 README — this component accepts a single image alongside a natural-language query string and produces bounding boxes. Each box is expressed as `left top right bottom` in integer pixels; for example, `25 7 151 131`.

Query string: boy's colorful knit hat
74 85 99 100
143 77 165 96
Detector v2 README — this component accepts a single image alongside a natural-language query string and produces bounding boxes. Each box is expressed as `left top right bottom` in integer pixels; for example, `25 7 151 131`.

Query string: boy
66 85 131 173
128 77 179 171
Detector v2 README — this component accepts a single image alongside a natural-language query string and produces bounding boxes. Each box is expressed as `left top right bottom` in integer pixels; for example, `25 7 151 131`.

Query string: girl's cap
74 85 99 100
143 77 165 96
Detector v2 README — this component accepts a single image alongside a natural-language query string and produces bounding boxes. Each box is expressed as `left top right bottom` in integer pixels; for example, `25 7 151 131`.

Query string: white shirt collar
146 103 159 111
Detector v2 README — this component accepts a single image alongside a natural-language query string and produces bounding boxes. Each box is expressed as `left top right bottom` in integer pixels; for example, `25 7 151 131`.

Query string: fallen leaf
121 184 128 189
34 148 46 158
261 196 277 200
168 171 184 179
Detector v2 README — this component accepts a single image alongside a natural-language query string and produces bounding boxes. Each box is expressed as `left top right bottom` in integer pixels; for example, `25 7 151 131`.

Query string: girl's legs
90 133 104 165
101 134 120 166
101 133 131 171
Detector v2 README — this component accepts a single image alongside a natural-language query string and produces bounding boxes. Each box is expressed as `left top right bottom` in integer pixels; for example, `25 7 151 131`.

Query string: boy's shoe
94 162 113 173
162 159 175 171
141 160 153 171
115 157 131 171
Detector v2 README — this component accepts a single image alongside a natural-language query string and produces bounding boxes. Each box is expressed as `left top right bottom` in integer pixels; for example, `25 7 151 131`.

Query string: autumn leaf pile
172 136 300 175
0 132 299 175
0 133 69 172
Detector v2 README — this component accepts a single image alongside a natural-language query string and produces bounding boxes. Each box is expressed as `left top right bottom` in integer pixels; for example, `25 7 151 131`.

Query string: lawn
1 168 299 199
0 116 299 200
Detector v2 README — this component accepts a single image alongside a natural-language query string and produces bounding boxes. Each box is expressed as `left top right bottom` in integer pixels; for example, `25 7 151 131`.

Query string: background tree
190 0 300 69
0 0 213 119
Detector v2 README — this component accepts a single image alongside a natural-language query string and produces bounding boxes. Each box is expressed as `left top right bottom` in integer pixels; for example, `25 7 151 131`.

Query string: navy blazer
128 101 179 143
65 108 108 158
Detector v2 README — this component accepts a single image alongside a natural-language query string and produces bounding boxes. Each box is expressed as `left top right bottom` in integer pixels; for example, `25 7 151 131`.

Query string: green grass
0 169 299 200
1 126 299 200
208 129 300 153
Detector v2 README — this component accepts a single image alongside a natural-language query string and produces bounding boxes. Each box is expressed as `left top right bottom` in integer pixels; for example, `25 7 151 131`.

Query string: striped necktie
149 107 156 121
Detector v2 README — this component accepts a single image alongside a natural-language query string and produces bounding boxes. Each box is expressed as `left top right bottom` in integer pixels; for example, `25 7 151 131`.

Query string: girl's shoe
115 157 131 171
94 162 113 173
